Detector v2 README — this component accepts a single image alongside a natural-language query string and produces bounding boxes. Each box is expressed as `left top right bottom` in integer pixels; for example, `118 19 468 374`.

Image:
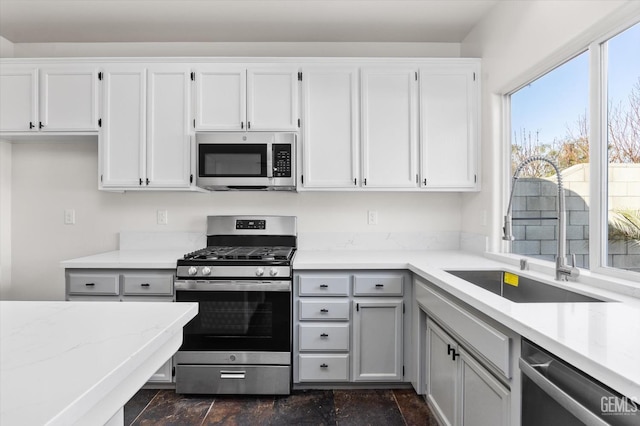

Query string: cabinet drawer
299 299 350 320
298 354 349 382
353 274 403 296
123 272 173 295
298 275 350 296
68 273 119 295
299 323 349 351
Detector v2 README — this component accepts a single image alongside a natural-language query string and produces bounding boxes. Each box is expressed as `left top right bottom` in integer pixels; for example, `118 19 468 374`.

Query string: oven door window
177 290 290 352
199 144 267 177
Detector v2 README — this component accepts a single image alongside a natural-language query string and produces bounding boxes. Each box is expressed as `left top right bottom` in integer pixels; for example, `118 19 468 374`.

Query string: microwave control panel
273 144 292 178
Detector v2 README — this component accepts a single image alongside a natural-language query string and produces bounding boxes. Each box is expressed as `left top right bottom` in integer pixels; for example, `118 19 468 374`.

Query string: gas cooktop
183 246 295 262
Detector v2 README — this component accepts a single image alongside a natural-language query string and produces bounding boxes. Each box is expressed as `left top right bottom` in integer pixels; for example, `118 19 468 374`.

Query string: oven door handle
519 358 609 426
220 370 246 380
175 280 291 292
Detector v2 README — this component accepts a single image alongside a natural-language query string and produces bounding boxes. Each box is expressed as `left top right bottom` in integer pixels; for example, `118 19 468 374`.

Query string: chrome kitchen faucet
503 156 580 281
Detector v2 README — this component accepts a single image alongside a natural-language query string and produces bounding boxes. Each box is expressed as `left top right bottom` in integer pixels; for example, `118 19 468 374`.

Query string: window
509 53 590 268
605 22 640 274
508 21 640 279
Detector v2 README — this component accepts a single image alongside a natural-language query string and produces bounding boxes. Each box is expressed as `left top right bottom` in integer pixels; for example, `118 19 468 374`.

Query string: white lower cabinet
426 319 510 426
65 269 175 384
294 270 409 385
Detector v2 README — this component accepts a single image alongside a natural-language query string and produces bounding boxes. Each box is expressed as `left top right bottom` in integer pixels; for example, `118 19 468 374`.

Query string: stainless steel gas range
174 215 296 395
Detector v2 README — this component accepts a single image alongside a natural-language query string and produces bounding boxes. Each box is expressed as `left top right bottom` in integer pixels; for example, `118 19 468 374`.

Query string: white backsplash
119 232 206 251
298 231 461 251
460 232 488 253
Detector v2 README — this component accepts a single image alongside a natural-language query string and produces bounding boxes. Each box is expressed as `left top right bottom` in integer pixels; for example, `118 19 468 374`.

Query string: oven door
175 280 291 354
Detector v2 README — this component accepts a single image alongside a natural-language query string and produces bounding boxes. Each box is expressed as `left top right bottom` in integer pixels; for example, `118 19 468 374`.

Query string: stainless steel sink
445 270 605 303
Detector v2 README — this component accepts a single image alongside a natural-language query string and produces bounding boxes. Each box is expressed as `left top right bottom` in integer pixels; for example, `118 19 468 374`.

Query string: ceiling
0 0 500 44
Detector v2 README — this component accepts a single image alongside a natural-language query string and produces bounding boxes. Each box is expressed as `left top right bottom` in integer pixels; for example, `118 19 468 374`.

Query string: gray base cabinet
294 270 410 385
426 319 510 426
65 268 175 384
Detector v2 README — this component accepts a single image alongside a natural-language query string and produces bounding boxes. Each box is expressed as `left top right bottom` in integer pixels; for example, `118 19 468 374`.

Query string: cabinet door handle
423 179 427 186
39 121 44 129
320 333 329 337
447 344 454 356
241 121 244 129
319 284 328 288
248 121 251 129
145 178 150 185
85 283 95 286
452 350 460 361
29 122 35 129
375 284 384 288
139 178 143 186
320 308 329 313
140 283 150 287
320 363 328 368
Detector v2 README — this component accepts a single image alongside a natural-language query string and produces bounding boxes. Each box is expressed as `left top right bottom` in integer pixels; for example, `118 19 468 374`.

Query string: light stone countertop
294 249 640 401
59 248 640 400
0 301 198 425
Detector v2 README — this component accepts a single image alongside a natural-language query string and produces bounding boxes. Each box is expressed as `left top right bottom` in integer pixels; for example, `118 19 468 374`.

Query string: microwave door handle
267 144 274 178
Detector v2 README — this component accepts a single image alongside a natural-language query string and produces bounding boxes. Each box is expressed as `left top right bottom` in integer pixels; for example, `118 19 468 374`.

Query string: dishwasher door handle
519 359 609 426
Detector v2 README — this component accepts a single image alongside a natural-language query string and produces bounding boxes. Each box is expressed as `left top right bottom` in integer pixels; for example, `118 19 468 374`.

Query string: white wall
0 141 11 297
0 36 15 58
8 142 462 300
11 42 460 58
459 0 637 252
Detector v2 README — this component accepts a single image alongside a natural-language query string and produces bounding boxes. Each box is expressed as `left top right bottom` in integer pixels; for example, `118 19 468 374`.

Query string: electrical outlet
157 209 168 225
64 209 76 225
367 210 378 225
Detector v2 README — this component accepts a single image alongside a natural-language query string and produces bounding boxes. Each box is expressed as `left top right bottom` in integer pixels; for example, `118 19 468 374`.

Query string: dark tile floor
125 388 438 426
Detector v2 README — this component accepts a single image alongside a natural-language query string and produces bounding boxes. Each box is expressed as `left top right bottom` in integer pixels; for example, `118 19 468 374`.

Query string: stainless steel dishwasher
520 340 638 426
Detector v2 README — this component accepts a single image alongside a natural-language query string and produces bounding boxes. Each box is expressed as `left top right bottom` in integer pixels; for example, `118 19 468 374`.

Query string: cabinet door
100 65 146 188
459 348 510 426
426 320 457 426
247 66 298 130
301 66 359 188
39 67 99 131
420 63 479 190
361 68 418 188
195 65 245 130
0 66 38 131
352 299 403 381
146 65 191 188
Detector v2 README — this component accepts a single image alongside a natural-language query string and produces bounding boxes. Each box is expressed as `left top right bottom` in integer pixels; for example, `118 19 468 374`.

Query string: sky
511 22 640 150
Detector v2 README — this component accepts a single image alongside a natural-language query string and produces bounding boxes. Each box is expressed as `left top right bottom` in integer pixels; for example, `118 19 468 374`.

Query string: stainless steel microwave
196 132 296 191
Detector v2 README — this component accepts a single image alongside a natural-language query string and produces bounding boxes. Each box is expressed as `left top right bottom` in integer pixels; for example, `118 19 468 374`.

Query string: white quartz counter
294 249 640 400
59 248 640 400
60 249 185 269
0 301 198 426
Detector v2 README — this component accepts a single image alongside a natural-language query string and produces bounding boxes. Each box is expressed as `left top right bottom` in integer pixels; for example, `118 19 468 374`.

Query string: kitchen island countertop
0 301 198 425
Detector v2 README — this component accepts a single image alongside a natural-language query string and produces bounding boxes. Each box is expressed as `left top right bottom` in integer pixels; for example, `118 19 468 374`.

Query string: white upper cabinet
301 66 359 188
100 65 147 188
0 65 98 132
419 62 479 190
100 64 192 190
361 67 418 188
195 65 299 131
146 65 192 188
40 67 99 131
247 67 299 130
0 66 38 132
195 65 246 130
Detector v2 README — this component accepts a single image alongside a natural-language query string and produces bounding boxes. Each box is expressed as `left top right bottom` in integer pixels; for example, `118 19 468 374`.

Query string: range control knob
269 268 278 277
202 266 211 275
188 266 198 276
255 267 265 277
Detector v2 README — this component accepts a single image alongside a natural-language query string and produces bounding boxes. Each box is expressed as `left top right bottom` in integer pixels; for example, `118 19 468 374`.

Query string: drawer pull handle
375 284 384 288
140 283 150 287
85 283 95 286
320 308 329 313
320 333 329 337
319 284 329 288
220 371 246 379
320 363 328 368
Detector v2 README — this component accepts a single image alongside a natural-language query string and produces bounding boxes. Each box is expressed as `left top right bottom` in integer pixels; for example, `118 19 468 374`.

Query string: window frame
501 14 640 285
